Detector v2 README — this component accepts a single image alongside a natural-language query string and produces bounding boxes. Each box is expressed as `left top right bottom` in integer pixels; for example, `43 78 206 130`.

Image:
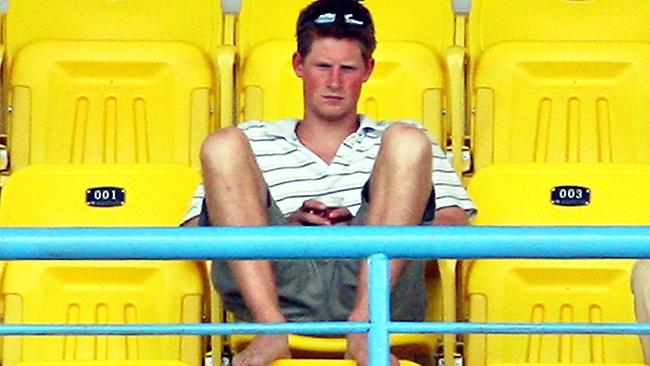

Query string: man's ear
363 57 375 82
292 52 304 78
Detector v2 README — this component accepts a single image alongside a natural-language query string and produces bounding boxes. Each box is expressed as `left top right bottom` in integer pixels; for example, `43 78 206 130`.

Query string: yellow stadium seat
230 333 436 366
2 0 232 174
463 163 650 366
466 0 650 174
2 261 207 366
0 164 213 366
234 2 463 361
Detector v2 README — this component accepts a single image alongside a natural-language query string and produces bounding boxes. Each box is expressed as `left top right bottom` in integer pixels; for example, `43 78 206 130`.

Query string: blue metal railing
1 225 650 366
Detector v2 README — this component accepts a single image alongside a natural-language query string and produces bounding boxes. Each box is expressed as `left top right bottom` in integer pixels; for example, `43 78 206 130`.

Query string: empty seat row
4 0 650 181
1 161 648 366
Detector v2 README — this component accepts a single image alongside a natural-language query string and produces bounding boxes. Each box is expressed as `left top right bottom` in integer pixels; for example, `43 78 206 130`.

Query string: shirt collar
260 114 382 142
357 114 382 136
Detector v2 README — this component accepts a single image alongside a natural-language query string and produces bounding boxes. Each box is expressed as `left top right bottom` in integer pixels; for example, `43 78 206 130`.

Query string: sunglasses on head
312 12 365 26
300 6 370 29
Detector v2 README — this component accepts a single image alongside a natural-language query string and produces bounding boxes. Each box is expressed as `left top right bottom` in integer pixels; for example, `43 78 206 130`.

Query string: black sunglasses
300 6 370 29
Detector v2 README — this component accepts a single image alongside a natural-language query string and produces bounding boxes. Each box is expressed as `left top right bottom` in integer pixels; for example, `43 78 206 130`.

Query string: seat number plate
86 187 125 207
551 186 590 206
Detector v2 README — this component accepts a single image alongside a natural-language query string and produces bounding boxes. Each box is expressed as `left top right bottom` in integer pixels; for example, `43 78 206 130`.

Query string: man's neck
296 114 360 164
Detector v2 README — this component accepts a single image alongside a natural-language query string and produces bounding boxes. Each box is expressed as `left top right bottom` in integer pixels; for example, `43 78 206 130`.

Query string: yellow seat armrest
454 14 468 47
444 45 467 175
216 45 236 128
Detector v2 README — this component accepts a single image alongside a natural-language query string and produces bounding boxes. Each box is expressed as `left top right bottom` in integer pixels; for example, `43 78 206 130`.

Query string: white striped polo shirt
185 115 476 221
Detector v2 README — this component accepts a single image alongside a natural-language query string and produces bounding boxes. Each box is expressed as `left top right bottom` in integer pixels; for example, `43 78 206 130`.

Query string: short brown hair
296 0 376 62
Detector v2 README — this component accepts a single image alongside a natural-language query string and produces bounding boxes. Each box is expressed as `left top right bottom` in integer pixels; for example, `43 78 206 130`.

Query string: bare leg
364 123 432 226
632 260 650 363
346 123 433 366
201 128 290 366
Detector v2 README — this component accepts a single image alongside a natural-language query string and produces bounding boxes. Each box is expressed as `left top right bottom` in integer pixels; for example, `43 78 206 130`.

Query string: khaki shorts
200 184 434 322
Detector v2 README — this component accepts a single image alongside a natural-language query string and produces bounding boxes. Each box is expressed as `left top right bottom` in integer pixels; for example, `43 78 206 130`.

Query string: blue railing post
369 253 391 366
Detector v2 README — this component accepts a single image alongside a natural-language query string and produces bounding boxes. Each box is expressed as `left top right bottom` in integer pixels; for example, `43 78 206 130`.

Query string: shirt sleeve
430 141 477 219
183 183 205 223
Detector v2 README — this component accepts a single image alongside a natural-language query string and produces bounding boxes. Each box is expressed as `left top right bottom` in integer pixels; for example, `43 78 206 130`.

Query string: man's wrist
252 310 287 323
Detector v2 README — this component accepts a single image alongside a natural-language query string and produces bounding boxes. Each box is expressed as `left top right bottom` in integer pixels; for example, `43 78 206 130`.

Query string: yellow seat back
0 164 209 366
467 0 650 173
3 0 225 172
463 163 650 366
8 41 214 171
236 0 455 143
4 0 223 69
2 260 206 365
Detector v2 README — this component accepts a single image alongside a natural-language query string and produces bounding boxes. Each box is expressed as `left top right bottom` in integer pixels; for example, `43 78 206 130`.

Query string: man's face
293 37 374 123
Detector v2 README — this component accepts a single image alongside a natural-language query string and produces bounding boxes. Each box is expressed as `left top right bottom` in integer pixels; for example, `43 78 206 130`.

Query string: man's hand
432 206 469 226
287 199 353 226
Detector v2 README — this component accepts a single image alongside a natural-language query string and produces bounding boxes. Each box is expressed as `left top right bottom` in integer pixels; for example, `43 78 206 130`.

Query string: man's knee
200 127 250 168
381 123 432 163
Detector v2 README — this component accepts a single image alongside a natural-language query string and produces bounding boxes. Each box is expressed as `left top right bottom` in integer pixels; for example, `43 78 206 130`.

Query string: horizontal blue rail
1 226 649 366
0 226 649 259
2 322 650 336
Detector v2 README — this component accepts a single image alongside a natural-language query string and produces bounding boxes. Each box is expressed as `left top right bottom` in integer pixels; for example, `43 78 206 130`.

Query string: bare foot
345 333 399 366
232 334 291 366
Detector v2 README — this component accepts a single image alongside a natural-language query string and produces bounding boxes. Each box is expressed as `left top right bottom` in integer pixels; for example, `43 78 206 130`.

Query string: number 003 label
551 186 590 206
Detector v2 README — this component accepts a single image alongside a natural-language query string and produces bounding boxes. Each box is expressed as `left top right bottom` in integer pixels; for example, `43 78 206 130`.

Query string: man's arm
432 206 470 226
182 216 199 227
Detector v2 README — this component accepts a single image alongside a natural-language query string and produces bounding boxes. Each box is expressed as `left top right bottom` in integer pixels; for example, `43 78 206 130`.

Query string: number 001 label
86 187 126 207
551 186 590 206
